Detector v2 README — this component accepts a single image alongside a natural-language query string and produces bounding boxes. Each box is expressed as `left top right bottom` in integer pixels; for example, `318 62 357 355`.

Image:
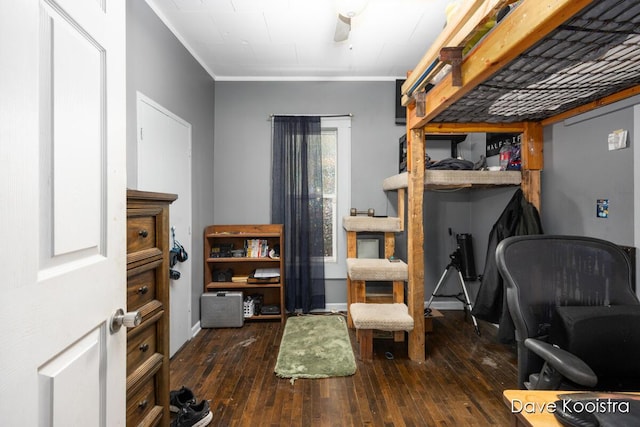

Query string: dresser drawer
126 374 159 426
127 260 162 311
127 323 158 376
127 211 160 255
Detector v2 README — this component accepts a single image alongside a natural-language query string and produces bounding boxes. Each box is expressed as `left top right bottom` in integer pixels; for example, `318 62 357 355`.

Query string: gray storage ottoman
201 291 244 328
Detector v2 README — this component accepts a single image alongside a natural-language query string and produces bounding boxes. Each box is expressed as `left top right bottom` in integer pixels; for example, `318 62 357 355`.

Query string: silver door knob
110 308 141 333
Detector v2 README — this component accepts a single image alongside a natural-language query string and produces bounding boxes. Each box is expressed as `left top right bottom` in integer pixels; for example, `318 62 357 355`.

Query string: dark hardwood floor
170 310 519 426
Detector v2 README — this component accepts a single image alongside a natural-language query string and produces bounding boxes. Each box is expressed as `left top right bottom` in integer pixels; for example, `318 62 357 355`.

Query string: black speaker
213 268 233 282
395 79 406 125
456 233 477 281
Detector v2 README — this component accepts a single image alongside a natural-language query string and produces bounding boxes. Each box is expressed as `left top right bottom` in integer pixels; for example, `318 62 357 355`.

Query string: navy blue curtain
271 116 326 313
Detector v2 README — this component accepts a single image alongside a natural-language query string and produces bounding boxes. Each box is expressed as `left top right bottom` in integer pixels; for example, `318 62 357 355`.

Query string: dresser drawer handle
137 286 149 295
139 343 149 352
138 229 149 238
138 399 148 410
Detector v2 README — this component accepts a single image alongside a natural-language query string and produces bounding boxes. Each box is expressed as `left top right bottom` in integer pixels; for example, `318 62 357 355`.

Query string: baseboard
321 303 348 313
430 300 464 310
191 321 201 338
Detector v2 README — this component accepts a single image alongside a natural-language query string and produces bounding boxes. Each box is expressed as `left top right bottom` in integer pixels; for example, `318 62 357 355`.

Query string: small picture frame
597 199 609 218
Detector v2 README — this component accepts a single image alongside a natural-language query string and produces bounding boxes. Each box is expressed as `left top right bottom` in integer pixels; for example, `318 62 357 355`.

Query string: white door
137 94 193 357
0 1 127 426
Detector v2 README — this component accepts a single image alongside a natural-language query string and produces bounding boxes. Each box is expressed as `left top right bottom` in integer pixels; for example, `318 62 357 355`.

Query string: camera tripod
426 248 481 336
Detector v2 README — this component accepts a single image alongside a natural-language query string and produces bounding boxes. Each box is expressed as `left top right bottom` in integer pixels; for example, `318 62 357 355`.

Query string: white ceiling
145 0 452 81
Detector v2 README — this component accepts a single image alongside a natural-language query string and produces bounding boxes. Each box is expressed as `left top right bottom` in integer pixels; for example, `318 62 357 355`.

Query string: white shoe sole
193 410 213 427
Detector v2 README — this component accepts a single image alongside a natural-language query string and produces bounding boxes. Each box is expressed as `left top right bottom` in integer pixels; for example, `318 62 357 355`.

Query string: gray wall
541 98 638 245
213 82 640 309
213 81 408 305
212 83 489 307
213 81 403 222
127 0 215 327
541 97 639 297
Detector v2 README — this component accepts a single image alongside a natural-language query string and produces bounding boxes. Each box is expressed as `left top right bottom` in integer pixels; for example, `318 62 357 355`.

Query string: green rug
274 315 357 381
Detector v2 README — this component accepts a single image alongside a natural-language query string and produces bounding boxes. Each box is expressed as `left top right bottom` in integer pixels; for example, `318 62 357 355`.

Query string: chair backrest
496 235 638 343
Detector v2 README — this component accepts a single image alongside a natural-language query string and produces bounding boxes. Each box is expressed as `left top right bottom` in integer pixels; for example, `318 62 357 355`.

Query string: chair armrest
524 338 598 388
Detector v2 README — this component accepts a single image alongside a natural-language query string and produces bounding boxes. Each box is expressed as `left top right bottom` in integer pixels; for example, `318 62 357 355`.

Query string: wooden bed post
407 102 426 361
397 188 405 231
521 121 543 212
346 230 357 328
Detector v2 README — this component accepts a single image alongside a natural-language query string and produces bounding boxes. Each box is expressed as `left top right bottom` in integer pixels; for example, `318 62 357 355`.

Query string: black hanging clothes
471 188 543 343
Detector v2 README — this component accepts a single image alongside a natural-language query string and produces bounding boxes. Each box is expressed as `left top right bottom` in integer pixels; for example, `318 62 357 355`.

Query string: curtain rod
269 113 353 118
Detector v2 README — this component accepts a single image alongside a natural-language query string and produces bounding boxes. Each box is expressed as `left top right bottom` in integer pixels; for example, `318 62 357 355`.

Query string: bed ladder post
346 230 357 328
407 123 426 361
397 188 405 231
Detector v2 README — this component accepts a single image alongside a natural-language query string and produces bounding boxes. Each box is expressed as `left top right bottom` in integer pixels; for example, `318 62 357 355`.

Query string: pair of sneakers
169 386 213 427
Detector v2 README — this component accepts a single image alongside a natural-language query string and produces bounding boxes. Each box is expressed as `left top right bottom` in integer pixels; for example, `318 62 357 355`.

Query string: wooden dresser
126 190 177 427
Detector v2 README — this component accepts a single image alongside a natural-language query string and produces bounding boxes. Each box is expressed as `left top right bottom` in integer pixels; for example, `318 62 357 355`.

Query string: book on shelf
245 239 269 258
247 268 280 284
253 268 280 278
231 275 249 283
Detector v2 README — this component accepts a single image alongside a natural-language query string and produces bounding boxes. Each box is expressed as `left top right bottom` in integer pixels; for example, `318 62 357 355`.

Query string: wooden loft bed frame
397 0 640 361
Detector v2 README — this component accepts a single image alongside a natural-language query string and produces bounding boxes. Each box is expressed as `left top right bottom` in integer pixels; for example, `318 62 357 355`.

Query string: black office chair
496 235 640 390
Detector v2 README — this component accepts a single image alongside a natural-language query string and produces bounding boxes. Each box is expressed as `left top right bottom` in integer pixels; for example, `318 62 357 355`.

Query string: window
320 117 350 278
320 128 337 261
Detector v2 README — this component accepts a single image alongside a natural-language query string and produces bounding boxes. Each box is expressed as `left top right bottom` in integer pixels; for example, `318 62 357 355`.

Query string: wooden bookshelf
204 224 285 323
